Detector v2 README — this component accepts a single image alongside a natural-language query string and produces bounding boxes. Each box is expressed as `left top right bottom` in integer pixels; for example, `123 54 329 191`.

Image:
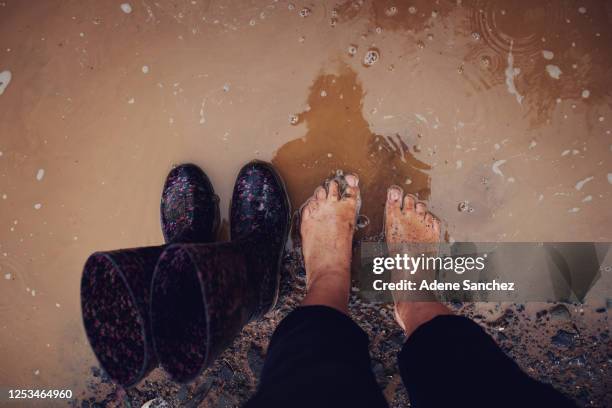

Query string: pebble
551 329 576 348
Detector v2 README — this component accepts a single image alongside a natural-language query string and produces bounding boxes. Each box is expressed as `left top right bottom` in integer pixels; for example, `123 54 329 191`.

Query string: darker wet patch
272 64 431 240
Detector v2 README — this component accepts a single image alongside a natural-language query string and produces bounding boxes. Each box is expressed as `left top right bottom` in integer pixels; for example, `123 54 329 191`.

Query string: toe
415 202 427 219
402 194 417 213
432 218 441 235
425 213 434 226
343 174 360 202
327 180 340 201
300 199 315 219
386 186 403 212
315 186 326 201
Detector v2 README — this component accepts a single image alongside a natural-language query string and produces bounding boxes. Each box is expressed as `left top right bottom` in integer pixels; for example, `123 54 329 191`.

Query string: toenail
346 174 358 187
388 188 400 202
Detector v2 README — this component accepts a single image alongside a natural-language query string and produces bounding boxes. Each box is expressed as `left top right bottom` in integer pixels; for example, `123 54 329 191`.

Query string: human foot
384 186 451 335
300 174 360 313
384 186 440 245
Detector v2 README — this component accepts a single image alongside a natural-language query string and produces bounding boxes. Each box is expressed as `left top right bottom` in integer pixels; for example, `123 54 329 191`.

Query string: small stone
551 329 576 348
549 304 570 320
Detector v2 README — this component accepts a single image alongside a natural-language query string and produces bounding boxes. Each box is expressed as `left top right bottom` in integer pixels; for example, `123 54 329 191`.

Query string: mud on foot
384 185 451 335
299 174 360 313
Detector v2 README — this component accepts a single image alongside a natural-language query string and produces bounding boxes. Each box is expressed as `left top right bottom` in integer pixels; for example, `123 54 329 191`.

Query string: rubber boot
150 160 290 382
80 164 219 387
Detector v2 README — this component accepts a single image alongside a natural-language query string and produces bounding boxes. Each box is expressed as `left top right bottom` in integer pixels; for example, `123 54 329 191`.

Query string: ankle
394 301 452 336
302 270 350 314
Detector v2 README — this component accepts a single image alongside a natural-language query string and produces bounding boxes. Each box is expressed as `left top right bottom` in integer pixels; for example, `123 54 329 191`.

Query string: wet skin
299 176 450 335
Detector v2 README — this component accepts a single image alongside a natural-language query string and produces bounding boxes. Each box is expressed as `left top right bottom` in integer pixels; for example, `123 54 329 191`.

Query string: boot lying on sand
80 163 219 387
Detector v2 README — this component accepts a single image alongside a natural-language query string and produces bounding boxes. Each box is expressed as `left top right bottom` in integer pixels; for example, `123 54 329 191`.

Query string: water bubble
287 3 295 10
427 33 434 41
363 48 380 67
120 3 132 14
347 44 358 56
356 215 370 229
479 55 491 69
408 6 417 14
249 19 256 26
299 7 311 18
375 26 383 34
457 201 473 213
141 65 150 74
542 50 554 60
578 6 586 14
581 89 590 99
385 6 398 17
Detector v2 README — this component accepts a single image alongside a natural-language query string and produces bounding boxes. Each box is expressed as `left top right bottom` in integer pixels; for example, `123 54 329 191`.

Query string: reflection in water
273 65 430 239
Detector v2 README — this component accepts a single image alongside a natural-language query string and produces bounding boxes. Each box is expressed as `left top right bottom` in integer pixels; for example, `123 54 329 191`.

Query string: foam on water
575 176 593 190
546 65 562 79
504 43 523 104
492 159 507 177
0 70 12 95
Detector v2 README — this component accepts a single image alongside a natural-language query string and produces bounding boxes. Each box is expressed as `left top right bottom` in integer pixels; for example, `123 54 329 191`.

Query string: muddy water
0 0 610 405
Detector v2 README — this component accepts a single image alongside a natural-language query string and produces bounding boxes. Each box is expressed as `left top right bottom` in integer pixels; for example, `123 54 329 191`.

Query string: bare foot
384 185 451 335
385 186 440 245
300 175 360 314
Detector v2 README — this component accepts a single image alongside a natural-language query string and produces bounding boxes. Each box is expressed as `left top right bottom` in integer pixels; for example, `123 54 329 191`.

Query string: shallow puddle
0 0 610 405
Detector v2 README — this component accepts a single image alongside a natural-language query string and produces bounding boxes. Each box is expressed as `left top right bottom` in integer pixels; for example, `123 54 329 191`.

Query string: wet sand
0 0 610 406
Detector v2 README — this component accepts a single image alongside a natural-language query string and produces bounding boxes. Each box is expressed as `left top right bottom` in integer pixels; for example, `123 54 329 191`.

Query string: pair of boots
80 161 290 387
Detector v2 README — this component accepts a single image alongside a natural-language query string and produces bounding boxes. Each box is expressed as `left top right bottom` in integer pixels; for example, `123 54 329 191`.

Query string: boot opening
81 254 147 387
151 245 209 383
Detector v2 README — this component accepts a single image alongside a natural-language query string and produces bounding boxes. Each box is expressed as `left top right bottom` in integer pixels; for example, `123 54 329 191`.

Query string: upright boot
150 160 290 383
230 160 291 318
80 164 219 387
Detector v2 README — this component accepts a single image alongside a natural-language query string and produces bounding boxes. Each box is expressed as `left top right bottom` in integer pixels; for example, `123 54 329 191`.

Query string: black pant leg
245 305 389 408
397 315 577 408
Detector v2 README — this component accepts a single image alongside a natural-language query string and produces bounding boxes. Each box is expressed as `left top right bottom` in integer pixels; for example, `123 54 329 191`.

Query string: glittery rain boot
150 160 290 383
80 163 219 386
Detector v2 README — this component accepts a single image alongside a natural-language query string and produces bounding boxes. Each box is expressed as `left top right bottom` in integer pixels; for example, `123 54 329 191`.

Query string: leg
246 175 388 408
384 186 576 408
